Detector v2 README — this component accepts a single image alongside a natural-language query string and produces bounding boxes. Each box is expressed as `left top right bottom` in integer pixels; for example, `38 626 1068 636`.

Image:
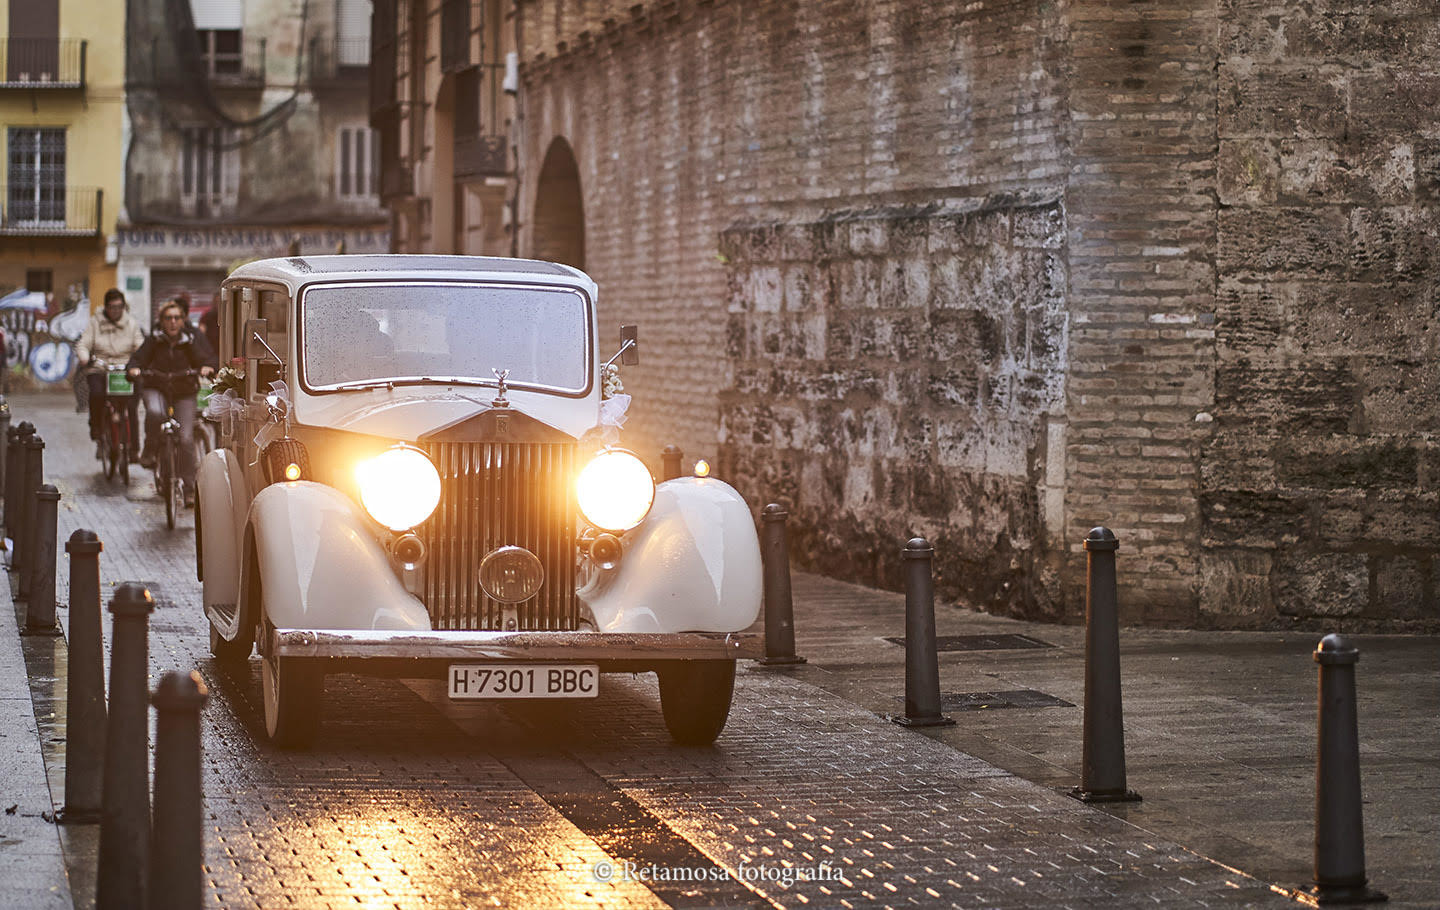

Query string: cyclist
127 298 217 506
74 288 145 457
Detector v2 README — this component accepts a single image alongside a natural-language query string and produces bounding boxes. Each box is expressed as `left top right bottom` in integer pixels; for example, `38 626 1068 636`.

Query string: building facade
377 0 1440 631
0 0 125 377
120 0 389 327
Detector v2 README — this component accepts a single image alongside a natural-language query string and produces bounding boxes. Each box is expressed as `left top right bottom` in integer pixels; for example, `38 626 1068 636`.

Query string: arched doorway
531 138 584 269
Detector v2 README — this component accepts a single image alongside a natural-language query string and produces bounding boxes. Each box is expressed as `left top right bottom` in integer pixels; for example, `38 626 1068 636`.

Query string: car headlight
576 448 655 532
355 444 442 531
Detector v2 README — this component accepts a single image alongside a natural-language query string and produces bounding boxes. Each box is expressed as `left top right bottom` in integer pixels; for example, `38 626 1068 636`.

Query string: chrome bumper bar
271 628 764 661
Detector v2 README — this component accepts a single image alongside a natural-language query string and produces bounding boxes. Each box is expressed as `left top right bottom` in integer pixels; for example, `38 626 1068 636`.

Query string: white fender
579 477 762 634
198 449 249 637
246 481 432 632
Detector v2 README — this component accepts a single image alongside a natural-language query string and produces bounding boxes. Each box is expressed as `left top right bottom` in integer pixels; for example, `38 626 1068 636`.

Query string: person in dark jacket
127 299 217 505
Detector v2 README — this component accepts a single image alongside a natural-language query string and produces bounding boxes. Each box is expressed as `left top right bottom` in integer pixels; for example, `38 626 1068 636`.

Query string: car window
301 282 590 392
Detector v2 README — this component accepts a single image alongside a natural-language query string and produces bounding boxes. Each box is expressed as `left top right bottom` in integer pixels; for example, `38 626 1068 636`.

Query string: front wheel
262 647 323 748
657 660 736 746
208 618 253 663
100 434 116 480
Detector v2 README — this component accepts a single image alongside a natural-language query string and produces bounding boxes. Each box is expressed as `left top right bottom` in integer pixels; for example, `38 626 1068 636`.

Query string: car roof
224 255 592 289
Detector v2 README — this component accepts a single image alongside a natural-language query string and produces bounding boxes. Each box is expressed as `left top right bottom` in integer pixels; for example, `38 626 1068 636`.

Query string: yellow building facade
0 0 125 318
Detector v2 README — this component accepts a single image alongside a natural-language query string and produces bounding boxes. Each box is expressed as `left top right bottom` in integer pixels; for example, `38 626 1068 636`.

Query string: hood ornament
491 368 511 408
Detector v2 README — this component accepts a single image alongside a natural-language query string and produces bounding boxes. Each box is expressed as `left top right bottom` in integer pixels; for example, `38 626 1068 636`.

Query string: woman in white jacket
74 288 145 451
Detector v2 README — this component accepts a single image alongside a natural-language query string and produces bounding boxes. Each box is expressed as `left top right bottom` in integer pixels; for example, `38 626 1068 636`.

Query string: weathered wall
1204 0 1440 627
719 200 1068 608
514 0 1440 629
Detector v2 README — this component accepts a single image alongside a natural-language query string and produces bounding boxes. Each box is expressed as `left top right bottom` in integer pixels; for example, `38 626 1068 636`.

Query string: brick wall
513 0 1439 629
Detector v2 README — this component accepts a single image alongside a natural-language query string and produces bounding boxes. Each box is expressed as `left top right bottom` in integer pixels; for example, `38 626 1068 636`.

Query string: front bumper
271 628 764 662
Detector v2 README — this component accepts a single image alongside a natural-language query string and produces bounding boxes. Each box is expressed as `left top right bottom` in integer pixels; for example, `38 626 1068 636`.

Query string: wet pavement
1 387 1436 908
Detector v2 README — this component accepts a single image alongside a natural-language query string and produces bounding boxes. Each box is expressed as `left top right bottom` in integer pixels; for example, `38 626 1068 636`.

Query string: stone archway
531 138 584 270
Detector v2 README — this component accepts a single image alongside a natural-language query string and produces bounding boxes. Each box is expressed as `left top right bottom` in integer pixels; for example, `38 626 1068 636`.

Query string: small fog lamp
283 462 302 481
693 459 711 478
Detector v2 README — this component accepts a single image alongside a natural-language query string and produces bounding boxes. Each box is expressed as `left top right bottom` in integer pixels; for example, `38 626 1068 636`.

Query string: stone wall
1204 0 1440 627
718 200 1068 609
515 0 1440 629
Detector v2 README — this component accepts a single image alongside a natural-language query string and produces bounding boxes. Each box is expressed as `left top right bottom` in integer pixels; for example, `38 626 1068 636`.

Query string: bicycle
91 361 137 483
139 368 203 529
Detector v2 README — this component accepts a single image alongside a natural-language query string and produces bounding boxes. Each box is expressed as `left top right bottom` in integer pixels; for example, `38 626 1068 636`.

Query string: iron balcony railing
419 441 579 632
0 38 87 88
143 35 265 87
0 185 102 236
308 37 369 84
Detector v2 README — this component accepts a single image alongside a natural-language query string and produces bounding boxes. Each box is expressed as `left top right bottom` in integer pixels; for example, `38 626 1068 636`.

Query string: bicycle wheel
162 441 177 529
118 442 130 484
101 429 116 480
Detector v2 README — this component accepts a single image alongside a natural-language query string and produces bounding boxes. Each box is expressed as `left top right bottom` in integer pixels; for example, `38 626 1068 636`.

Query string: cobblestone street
3 388 1434 907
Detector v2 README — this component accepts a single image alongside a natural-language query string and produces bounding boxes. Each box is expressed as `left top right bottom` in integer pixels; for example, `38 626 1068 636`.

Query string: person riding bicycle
75 288 145 456
127 298 217 506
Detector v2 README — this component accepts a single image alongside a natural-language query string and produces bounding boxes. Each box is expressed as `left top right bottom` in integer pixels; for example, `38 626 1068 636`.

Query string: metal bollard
149 670 209 910
1290 634 1387 905
0 398 10 501
758 504 805 666
661 444 683 481
17 434 44 595
4 420 33 540
1071 527 1141 803
98 583 155 910
61 530 106 823
22 484 62 636
893 538 954 727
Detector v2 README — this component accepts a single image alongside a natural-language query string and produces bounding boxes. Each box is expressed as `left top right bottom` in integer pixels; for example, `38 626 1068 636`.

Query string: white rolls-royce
196 255 763 747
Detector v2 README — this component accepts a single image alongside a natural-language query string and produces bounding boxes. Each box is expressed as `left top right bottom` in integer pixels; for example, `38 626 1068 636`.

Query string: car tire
262 649 322 749
208 619 253 663
657 659 736 746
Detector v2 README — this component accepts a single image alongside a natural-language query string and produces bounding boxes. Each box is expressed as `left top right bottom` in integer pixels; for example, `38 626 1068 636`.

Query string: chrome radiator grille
419 442 578 631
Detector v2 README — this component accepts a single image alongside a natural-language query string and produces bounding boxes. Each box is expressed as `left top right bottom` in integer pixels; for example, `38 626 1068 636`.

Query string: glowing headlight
576 448 655 532
355 445 442 531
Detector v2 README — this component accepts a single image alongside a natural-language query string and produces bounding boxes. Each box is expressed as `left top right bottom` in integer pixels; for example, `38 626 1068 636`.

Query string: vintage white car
196 255 763 747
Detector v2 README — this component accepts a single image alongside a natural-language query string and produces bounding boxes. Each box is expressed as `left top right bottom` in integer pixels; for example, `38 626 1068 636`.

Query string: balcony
309 37 369 88
0 186 102 236
1 38 87 89
141 35 265 89
454 64 508 179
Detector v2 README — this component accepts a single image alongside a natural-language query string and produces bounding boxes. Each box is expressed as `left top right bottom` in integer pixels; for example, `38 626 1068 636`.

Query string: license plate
447 664 599 700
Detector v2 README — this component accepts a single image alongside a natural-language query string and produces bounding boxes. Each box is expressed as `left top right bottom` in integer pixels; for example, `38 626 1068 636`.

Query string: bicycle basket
107 371 135 396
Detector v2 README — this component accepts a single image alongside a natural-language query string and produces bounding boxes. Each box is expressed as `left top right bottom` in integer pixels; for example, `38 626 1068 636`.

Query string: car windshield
301 281 591 392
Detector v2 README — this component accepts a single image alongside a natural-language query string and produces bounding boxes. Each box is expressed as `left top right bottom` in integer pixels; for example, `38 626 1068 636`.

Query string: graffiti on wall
1 289 91 384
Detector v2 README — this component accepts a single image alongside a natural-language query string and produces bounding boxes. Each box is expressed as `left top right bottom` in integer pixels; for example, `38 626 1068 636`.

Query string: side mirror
620 324 639 365
244 319 271 360
244 318 283 363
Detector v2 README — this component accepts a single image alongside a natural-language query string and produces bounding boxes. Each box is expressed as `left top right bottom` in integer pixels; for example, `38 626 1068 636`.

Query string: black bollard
98 583 155 910
1291 635 1387 905
149 670 209 910
757 504 805 666
0 398 10 501
17 434 44 595
661 444 683 481
893 538 954 727
22 484 62 636
4 420 34 541
61 530 106 823
1070 527 1141 803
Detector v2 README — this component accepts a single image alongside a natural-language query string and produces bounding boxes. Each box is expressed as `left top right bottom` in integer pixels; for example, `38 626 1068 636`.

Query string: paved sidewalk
0 564 72 907
1 386 1436 908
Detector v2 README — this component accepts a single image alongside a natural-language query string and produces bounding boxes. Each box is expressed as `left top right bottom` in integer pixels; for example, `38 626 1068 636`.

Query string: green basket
106 371 135 396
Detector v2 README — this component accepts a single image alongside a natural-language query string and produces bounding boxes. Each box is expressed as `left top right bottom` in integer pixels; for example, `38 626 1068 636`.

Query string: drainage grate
884 633 1055 651
893 689 1074 711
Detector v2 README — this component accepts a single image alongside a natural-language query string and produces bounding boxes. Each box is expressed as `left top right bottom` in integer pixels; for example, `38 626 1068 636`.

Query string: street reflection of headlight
356 445 441 531
576 448 654 532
